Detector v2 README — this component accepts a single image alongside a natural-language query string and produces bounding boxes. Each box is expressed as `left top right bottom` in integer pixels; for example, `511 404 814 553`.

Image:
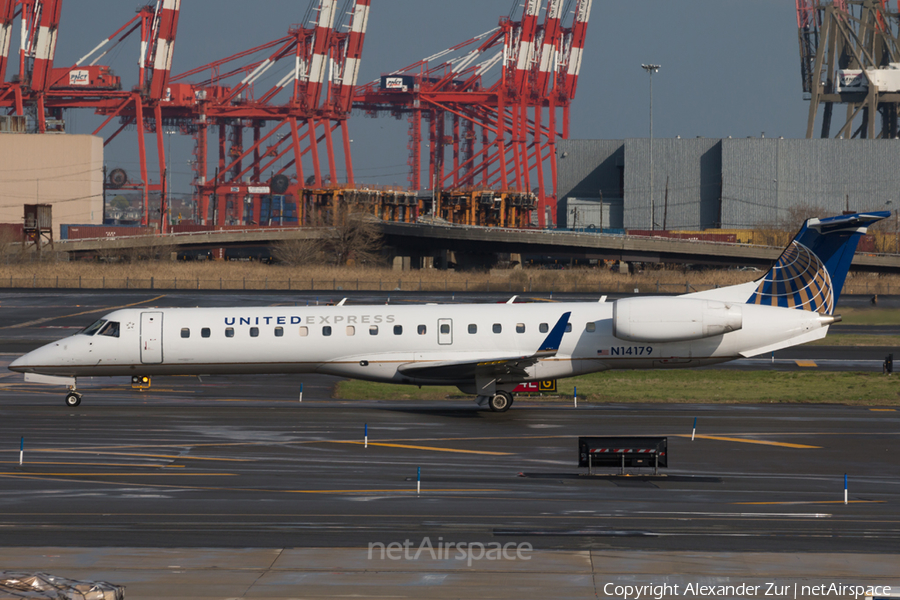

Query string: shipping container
0 223 23 238
0 115 26 133
49 65 120 90
61 224 153 240
380 75 416 92
627 230 737 244
857 234 877 253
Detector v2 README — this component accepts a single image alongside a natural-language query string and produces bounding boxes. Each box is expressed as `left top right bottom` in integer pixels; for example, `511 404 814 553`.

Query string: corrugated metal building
0 134 104 239
557 138 900 230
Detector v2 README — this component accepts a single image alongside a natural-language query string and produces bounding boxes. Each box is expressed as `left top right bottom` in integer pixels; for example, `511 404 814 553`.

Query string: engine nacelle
613 297 743 343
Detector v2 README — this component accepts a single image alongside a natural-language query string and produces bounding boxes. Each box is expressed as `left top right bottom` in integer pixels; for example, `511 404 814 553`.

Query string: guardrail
37 222 900 260
1 275 896 295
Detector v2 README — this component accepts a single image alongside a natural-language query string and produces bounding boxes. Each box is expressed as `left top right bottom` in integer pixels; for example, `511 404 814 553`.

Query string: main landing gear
65 383 82 407
484 391 513 413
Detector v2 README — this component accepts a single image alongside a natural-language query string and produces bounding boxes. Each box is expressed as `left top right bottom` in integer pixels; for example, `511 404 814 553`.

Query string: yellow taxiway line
3 461 184 468
735 500 884 505
0 473 498 495
1 295 168 330
329 441 511 456
0 472 234 477
31 449 251 462
675 434 821 449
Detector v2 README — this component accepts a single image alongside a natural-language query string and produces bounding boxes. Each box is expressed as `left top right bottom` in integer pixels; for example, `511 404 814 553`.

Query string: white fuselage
11 299 832 388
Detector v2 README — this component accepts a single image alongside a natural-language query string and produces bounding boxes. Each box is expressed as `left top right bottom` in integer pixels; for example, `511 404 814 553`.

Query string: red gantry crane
353 0 593 228
2 0 597 231
166 0 371 227
1 0 374 231
0 0 181 228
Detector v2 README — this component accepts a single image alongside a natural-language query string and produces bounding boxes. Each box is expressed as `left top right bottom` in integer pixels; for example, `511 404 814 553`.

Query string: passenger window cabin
181 328 190 339
539 323 549 333
250 327 259 337
369 325 379 336
418 325 427 335
586 322 596 333
299 326 309 337
468 324 477 334
225 327 234 338
275 327 284 337
516 323 525 334
493 324 502 334
394 325 403 335
201 328 211 338
323 326 332 337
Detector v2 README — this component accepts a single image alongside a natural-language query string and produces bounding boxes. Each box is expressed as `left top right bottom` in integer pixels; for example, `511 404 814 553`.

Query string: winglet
536 311 571 356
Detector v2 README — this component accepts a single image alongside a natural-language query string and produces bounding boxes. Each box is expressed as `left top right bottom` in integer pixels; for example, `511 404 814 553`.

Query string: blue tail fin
747 211 890 314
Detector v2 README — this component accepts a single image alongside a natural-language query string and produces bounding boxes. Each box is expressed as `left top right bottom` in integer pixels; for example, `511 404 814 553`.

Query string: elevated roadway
52 222 900 272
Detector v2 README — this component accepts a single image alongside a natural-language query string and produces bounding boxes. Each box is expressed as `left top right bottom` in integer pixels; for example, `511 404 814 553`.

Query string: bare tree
272 237 324 266
753 202 828 247
123 237 177 263
326 204 384 267
779 202 828 232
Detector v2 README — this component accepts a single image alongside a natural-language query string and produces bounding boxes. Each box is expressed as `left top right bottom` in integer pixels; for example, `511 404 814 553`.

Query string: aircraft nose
8 342 59 374
8 352 33 373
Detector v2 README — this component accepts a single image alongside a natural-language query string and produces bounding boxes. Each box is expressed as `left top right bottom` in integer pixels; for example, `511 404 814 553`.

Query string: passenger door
140 312 163 364
438 319 453 345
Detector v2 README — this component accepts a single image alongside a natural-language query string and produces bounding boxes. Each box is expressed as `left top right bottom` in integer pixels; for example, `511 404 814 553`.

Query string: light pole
165 129 177 228
641 63 660 230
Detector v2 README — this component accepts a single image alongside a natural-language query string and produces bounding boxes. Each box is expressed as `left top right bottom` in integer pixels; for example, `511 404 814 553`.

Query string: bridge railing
0 275 895 296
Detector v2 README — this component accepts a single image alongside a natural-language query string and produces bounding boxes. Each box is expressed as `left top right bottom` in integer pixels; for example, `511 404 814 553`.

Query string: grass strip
805 334 900 346
335 370 900 405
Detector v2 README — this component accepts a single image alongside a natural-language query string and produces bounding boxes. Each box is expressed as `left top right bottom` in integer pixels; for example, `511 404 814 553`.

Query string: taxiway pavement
1 291 898 598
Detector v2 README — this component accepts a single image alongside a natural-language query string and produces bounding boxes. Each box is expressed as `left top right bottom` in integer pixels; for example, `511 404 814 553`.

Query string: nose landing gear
65 384 82 407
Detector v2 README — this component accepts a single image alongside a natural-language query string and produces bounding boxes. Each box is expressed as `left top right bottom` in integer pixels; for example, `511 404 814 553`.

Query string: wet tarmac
1 291 898 598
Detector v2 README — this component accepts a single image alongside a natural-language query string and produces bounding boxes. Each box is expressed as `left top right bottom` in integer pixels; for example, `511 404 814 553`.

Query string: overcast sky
43 0 806 194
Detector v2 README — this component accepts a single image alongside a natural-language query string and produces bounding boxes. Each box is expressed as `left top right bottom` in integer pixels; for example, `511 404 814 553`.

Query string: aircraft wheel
488 391 513 413
65 392 82 408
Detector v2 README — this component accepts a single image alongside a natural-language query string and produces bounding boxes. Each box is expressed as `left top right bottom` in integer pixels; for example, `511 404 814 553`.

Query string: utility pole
642 64 660 230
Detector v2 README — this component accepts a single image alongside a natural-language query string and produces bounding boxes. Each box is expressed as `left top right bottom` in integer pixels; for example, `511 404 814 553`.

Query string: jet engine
613 297 743 343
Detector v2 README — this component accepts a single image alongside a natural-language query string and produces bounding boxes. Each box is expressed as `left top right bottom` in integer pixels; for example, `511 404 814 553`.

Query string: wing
397 311 571 383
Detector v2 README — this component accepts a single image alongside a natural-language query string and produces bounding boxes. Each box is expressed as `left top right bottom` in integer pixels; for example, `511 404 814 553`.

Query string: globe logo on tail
748 241 834 315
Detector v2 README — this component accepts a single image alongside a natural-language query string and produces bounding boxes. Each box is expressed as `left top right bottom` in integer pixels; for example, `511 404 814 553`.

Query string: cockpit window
98 321 120 338
80 319 107 336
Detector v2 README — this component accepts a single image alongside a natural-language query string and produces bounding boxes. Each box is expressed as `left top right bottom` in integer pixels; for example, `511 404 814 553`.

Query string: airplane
8 211 890 411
